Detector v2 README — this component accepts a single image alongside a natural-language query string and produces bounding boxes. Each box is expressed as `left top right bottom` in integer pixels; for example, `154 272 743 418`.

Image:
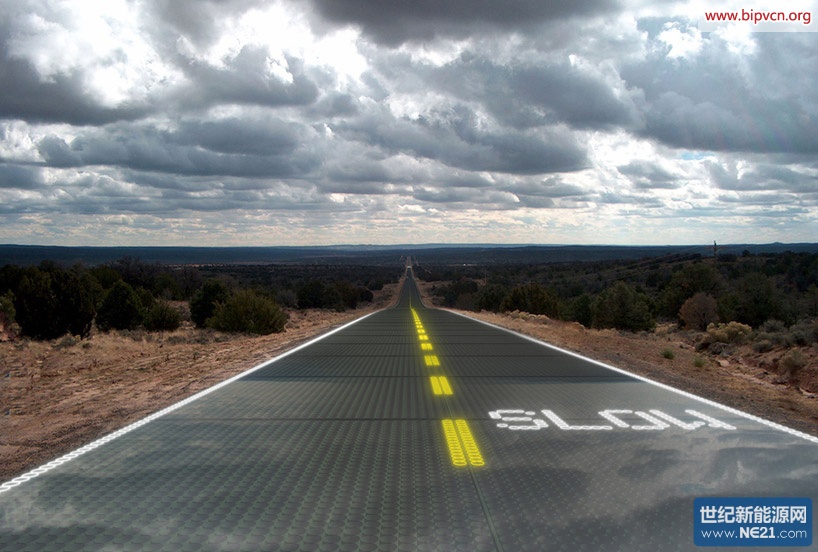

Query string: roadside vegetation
0 258 398 340
418 250 818 331
417 250 818 386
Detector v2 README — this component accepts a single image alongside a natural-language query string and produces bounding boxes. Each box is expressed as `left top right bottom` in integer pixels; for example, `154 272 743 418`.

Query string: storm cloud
0 0 816 246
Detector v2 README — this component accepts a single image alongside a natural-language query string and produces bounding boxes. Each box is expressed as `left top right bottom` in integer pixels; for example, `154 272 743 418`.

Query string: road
2 269 817 551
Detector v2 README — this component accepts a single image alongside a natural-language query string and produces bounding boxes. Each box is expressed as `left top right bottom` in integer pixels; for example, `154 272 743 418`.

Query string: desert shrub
693 356 706 368
788 319 817 346
143 301 182 332
275 289 298 309
752 339 774 353
474 283 509 313
190 280 230 328
592 281 654 332
761 319 787 333
659 262 722 318
706 321 752 344
661 349 675 360
780 349 807 380
297 280 325 309
358 287 374 304
297 280 344 310
730 273 785 327
13 265 99 339
679 293 719 331
54 335 79 349
209 290 288 335
569 293 594 328
0 291 16 334
96 281 143 331
334 282 372 310
501 283 560 317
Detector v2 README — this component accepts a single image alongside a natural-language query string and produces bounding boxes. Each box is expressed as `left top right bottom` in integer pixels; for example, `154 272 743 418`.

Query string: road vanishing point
2 268 818 551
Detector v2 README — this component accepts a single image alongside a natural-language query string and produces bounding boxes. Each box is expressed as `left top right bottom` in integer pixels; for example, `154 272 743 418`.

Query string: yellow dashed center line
413 309 486 468
430 376 453 396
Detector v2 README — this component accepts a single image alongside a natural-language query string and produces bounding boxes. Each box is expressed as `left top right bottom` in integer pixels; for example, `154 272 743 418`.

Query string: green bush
13 265 99 339
209 290 288 335
780 349 807 380
788 319 817 346
592 281 654 332
501 283 560 317
730 273 784 327
474 283 509 313
706 321 752 344
143 301 182 332
97 281 143 331
693 356 706 368
190 280 230 328
660 263 722 318
752 339 774 353
0 291 16 327
661 349 675 360
569 293 594 328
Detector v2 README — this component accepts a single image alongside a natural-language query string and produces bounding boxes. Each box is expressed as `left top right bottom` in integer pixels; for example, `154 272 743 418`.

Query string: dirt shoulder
0 283 399 481
416 281 818 439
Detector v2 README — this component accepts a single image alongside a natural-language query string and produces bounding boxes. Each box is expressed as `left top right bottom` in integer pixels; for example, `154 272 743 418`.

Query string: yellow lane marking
424 355 440 366
421 343 433 350
430 376 453 396
442 420 467 467
455 420 485 466
442 419 484 467
418 334 429 341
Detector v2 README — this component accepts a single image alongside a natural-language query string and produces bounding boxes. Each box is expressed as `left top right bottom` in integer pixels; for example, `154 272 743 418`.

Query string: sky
0 0 817 247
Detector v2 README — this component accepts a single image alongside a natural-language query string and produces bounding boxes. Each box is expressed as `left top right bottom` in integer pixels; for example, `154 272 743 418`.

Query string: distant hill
1 243 817 267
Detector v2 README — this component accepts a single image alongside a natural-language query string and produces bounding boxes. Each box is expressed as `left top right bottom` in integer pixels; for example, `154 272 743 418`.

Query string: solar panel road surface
2 270 817 551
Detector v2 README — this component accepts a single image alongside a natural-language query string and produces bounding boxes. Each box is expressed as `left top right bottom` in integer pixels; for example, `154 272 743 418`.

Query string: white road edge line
0 312 379 494
448 310 818 445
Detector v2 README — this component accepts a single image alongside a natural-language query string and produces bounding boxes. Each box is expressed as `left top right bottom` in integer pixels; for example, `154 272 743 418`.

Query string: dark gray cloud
172 47 320 109
309 0 619 46
334 104 588 174
0 42 149 125
418 55 640 130
145 0 267 48
36 121 320 178
622 29 818 154
708 161 818 194
174 118 302 156
617 161 681 190
0 163 42 189
306 92 361 119
503 178 589 199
